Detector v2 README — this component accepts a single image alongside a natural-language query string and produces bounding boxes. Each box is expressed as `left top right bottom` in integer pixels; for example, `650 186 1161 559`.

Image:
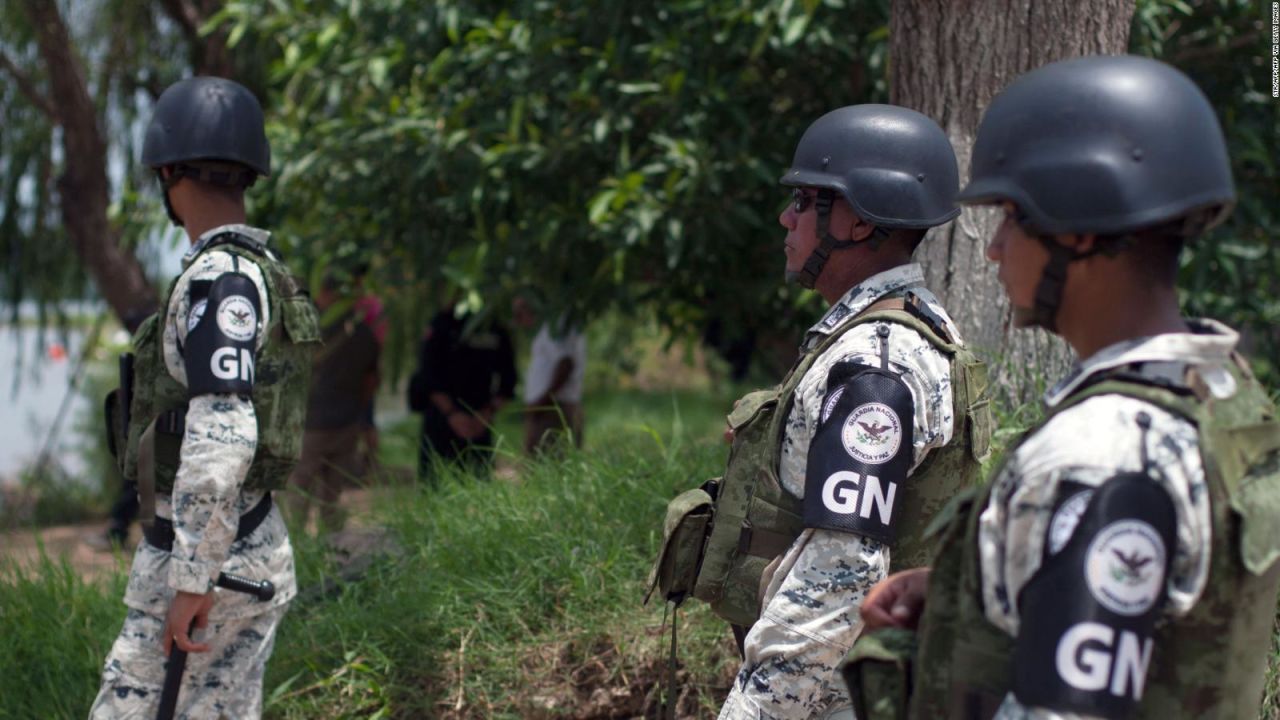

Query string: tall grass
4 384 1279 718
0 388 741 719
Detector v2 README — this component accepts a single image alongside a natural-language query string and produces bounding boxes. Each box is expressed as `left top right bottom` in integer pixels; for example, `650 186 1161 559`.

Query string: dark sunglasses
792 188 818 213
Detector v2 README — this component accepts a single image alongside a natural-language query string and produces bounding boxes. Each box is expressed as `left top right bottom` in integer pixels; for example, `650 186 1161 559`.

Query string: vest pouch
704 480 804 627
1218 422 1280 575
281 294 321 343
956 358 993 464
843 627 917 720
645 484 714 605
103 390 121 460
693 391 782 609
727 388 776 430
122 315 162 483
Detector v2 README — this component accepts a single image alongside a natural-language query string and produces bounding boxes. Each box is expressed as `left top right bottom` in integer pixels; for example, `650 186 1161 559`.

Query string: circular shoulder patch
840 402 903 464
1085 519 1167 616
1047 490 1093 555
186 298 208 333
820 386 846 424
216 295 258 342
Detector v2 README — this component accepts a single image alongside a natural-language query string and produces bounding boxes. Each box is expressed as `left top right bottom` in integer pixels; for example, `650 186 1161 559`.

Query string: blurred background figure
407 304 516 482
350 262 388 469
287 273 381 533
513 296 586 456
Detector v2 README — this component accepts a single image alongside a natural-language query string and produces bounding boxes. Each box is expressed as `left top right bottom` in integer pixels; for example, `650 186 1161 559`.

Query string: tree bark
22 0 158 331
889 0 1136 402
158 0 236 78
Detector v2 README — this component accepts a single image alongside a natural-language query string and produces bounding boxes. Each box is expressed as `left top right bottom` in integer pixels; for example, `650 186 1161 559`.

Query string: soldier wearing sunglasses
707 105 992 720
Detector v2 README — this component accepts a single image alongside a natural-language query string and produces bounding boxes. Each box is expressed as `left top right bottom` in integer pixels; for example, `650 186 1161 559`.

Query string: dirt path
0 487 389 583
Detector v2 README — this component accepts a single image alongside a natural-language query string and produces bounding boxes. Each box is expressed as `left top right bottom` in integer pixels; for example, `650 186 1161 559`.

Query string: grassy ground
0 387 743 719
3 382 1280 718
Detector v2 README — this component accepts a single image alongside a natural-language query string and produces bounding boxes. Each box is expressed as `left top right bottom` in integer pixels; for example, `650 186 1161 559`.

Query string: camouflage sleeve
720 529 889 719
720 323 954 719
162 250 272 595
977 396 1210 720
978 396 1209 636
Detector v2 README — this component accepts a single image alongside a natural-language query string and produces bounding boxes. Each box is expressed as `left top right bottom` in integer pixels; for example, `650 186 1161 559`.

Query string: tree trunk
24 0 158 331
889 0 1136 402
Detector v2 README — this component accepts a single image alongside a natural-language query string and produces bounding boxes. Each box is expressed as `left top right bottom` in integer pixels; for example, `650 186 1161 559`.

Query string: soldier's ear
847 214 877 243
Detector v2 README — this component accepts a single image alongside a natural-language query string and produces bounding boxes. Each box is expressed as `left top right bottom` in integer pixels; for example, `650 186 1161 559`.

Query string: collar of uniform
1044 318 1240 407
802 263 925 349
183 224 272 268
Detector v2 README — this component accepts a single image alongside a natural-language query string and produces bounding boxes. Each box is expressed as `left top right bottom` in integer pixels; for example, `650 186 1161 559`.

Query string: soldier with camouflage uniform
853 56 1280 720
709 105 992 720
90 77 318 719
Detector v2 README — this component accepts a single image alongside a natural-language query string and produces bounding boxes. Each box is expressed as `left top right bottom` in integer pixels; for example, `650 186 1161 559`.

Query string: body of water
0 307 113 485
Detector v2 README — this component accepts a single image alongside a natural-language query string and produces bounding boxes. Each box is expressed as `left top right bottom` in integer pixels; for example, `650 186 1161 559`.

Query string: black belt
143 493 273 552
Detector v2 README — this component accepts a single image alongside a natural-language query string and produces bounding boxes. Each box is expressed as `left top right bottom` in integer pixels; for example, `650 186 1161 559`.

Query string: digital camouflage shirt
977 323 1229 719
121 224 296 622
719 263 958 720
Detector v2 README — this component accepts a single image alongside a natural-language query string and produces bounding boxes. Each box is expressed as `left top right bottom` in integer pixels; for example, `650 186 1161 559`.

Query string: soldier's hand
861 567 931 631
163 590 215 656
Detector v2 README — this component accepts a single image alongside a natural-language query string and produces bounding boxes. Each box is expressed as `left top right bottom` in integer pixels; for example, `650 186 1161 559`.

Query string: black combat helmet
958 55 1233 235
780 105 960 287
142 76 270 179
957 55 1234 330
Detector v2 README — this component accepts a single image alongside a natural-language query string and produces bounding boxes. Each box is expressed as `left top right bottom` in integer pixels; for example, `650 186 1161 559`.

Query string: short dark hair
889 227 928 255
1098 213 1205 288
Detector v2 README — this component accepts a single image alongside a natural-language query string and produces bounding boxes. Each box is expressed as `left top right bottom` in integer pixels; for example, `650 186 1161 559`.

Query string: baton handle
216 573 275 601
154 574 273 719
156 620 193 720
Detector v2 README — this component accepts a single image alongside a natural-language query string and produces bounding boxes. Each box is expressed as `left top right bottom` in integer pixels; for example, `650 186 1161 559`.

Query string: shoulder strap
1050 373 1204 427
851 308 958 356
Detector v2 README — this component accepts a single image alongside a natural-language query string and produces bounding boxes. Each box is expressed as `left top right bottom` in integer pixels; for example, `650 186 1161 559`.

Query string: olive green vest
119 238 320 501
849 357 1280 720
688 295 993 628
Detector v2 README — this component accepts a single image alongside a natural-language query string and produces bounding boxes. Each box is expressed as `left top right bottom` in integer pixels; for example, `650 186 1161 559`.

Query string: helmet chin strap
1026 230 1119 332
788 190 862 289
156 171 184 227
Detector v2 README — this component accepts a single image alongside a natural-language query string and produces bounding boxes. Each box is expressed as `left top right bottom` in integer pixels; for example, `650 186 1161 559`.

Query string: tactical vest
115 233 320 504
846 357 1280 720
648 292 994 628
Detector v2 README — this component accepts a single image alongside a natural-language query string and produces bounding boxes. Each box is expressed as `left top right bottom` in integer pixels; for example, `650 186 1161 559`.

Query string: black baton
155 574 275 720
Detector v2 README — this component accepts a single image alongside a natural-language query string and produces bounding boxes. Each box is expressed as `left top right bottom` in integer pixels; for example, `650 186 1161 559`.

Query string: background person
287 273 380 533
407 305 516 481
513 296 586 455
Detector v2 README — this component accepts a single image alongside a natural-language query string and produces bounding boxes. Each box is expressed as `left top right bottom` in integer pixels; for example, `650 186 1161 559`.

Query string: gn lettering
212 347 255 382
821 471 896 524
1056 622 1152 699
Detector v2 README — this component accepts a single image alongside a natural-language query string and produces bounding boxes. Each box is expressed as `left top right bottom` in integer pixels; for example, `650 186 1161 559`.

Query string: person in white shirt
515 298 586 455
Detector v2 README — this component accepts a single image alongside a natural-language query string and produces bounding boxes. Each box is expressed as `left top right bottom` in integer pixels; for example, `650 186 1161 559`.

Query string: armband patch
183 271 262 396
1013 471 1178 717
803 361 915 542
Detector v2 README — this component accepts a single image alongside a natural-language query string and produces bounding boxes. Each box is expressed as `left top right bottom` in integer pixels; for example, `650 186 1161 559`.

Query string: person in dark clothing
408 308 517 481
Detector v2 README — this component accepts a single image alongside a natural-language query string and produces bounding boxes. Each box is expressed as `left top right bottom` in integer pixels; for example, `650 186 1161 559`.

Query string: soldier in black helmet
851 55 1280 720
91 77 319 719
650 104 992 720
